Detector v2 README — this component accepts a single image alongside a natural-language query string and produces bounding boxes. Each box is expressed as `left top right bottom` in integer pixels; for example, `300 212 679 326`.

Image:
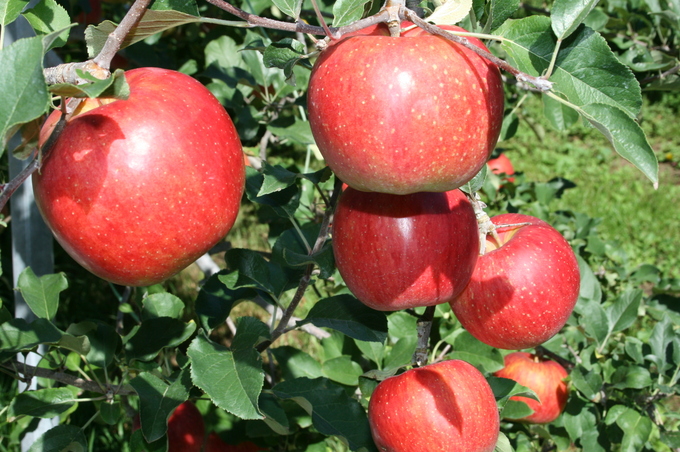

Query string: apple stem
411 305 436 367
467 192 500 255
385 0 405 37
535 346 575 371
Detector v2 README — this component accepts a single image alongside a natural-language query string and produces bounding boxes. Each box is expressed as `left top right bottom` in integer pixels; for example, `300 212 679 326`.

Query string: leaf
267 118 316 145
646 316 674 374
66 321 120 367
100 402 122 425
125 318 196 362
607 289 642 334
542 92 579 130
298 294 388 343
16 268 67 320
22 0 70 50
151 0 200 16
0 318 62 354
551 0 600 40
460 165 487 194
188 328 266 420
85 10 203 57
489 0 520 31
570 365 603 401
129 370 192 442
487 376 540 408
27 425 87 452
563 403 606 452
494 432 514 452
141 293 186 321
428 0 472 25
223 248 290 297
271 346 323 381
258 162 299 196
245 166 301 218
0 36 49 147
57 333 91 356
9 388 78 419
322 355 364 386
616 408 653 452
271 0 302 20
195 271 256 331
282 243 335 280
48 69 130 100
332 0 371 27
610 366 652 390
448 331 505 373
578 103 658 185
1 0 29 26
273 377 377 452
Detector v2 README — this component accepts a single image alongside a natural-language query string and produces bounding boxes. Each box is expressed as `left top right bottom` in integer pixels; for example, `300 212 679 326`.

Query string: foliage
1 0 680 451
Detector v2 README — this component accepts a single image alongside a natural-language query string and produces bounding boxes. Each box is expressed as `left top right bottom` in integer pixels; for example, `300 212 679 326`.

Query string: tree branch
411 305 436 367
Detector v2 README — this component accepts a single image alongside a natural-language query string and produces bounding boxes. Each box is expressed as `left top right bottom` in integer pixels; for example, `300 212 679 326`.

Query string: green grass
500 94 680 276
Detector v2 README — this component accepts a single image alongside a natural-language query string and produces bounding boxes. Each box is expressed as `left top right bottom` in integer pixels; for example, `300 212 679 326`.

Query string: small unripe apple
494 352 569 424
332 188 479 311
451 213 580 349
368 360 500 452
33 67 245 286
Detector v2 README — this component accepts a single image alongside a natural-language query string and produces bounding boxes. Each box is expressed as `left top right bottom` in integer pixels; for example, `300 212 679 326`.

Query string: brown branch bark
411 305 436 367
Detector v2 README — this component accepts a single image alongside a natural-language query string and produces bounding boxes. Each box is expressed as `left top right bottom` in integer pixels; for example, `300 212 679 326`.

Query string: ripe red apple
167 401 205 452
487 153 515 183
494 352 569 424
368 360 500 452
307 23 504 195
33 67 245 286
332 188 479 311
451 213 580 349
205 432 268 451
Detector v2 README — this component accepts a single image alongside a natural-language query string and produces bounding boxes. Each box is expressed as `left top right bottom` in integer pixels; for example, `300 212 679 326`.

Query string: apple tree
1 0 679 450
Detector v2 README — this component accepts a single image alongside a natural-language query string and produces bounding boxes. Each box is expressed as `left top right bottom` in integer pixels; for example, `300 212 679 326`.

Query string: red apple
494 352 569 424
33 67 245 286
487 153 515 183
167 401 205 452
368 360 500 452
451 213 580 349
205 432 268 451
332 188 479 311
307 23 504 195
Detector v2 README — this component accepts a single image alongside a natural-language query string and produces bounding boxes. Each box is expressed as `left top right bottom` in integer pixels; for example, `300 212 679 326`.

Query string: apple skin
166 401 205 452
205 432 268 451
307 23 504 195
332 188 479 311
33 67 245 286
368 360 500 452
451 213 580 349
487 153 515 183
493 352 569 424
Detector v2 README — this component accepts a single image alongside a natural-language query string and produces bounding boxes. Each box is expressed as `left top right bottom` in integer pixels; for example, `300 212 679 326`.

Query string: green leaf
258 162 299 196
383 336 417 370
188 328 266 420
66 321 120 368
151 0 200 16
22 0 70 50
322 355 363 386
542 92 579 130
57 333 91 356
271 346 323 381
17 268 67 320
125 318 196 362
223 248 289 298
616 408 653 452
271 0 302 19
129 370 192 442
99 402 122 425
501 399 535 419
245 166 301 218
428 0 473 26
282 243 335 280
9 388 78 419
332 0 371 26
460 165 487 194
570 365 603 401
354 339 385 367
1 0 29 26
551 0 600 40
273 377 377 452
646 316 674 374
489 0 519 31
494 432 514 452
48 69 130 100
0 318 62 354
263 38 306 71
449 331 505 373
0 36 49 147
27 425 87 452
607 289 642 334
487 376 540 414
141 293 186 321
298 294 388 343
195 271 256 331
576 297 608 346
267 118 315 145
259 393 291 435
610 366 652 390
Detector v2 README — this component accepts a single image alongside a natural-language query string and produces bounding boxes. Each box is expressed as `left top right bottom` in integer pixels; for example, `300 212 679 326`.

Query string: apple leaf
129 369 192 443
494 432 514 452
501 400 535 420
141 293 186 321
542 92 579 131
606 289 642 335
427 0 472 26
258 393 291 435
0 36 49 149
150 0 200 16
297 294 388 343
16 267 67 320
563 404 607 452
99 402 122 425
570 365 604 402
22 0 70 51
271 0 303 20
124 318 196 362
321 355 364 386
245 166 301 218
130 430 167 452
9 387 78 419
383 336 417 371
448 331 505 373
26 425 87 452
267 118 316 145
272 377 378 452
66 321 120 368
259 162 299 196
354 339 385 368
488 0 520 31
57 333 90 356
223 248 291 298
271 346 324 381
282 243 335 279
332 0 371 27
645 316 675 375
0 318 63 355
487 376 540 405
1 0 29 26
48 69 130 100
610 366 652 390
195 271 257 332
613 408 653 452
551 0 600 41
460 164 487 194
188 326 267 420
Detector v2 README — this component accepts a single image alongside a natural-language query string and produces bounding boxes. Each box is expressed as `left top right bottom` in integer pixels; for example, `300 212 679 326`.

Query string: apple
451 213 580 349
332 188 479 311
307 23 504 195
205 432 268 451
368 360 500 452
493 352 569 424
33 67 245 286
487 153 515 183
167 401 206 452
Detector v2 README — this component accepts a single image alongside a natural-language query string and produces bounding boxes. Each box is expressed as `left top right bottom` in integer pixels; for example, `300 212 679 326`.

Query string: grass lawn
500 93 680 276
